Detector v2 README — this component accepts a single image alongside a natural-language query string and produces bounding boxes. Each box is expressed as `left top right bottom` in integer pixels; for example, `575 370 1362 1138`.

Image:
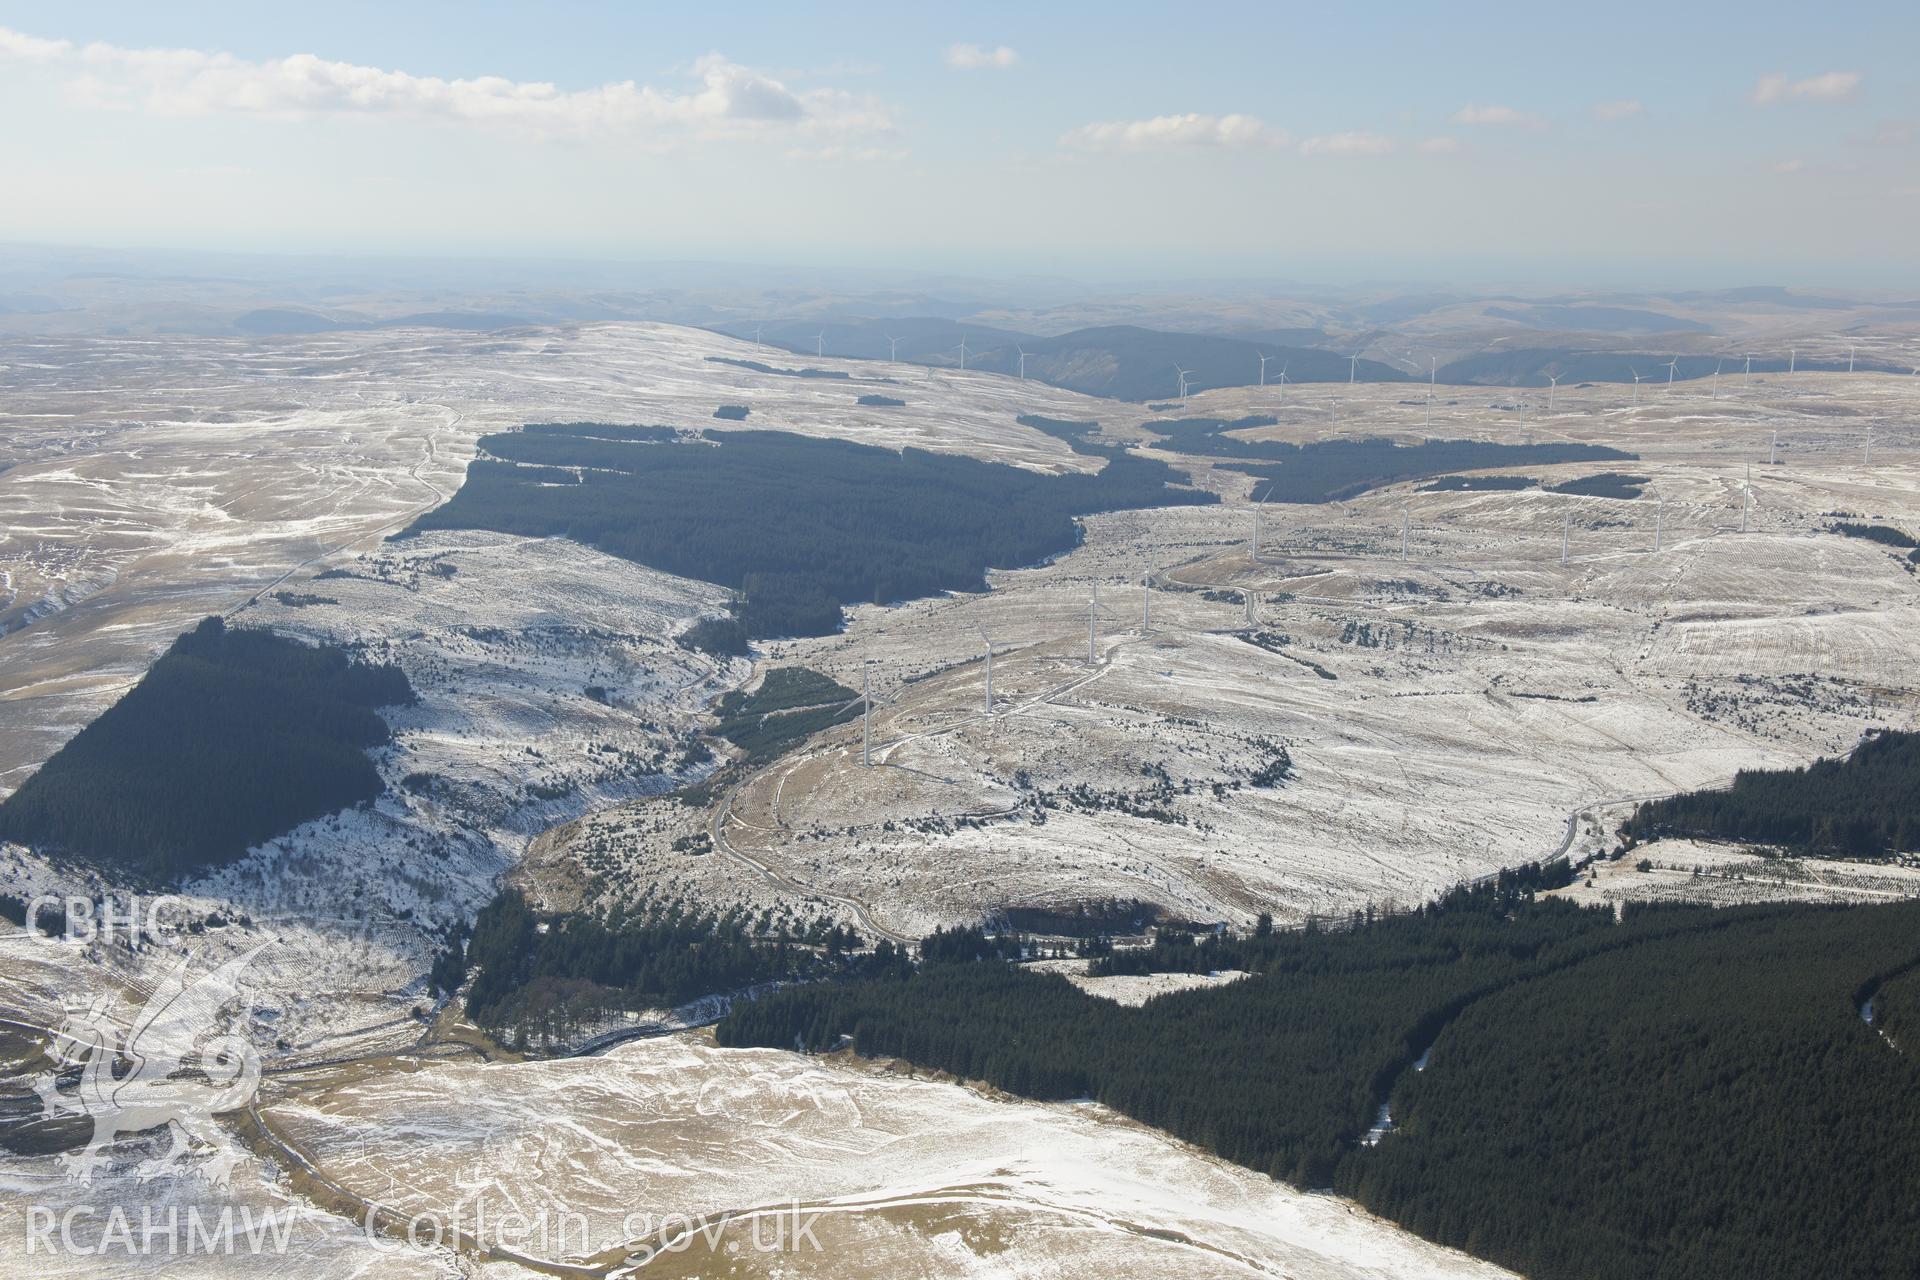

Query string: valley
2 320 1918 1279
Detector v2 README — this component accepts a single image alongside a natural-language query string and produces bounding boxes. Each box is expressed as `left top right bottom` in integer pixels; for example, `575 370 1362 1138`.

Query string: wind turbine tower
1664 358 1679 391
956 336 970 370
1401 506 1410 559
1087 581 1100 666
1258 352 1270 387
816 331 826 358
1548 372 1561 412
1174 365 1193 399
1631 369 1643 405
886 335 900 362
1349 352 1359 385
1654 501 1663 554
1142 567 1153 634
753 323 765 348
983 638 994 712
861 669 873 767
1561 515 1571 566
1789 348 1796 374
1849 344 1857 373
1741 466 1751 533
1016 347 1028 380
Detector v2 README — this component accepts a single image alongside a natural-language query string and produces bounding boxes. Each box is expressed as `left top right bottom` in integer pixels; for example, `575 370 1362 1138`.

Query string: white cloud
1772 158 1805 173
945 43 1018 71
1059 112 1281 151
1300 130 1396 157
0 26 69 59
1450 103 1546 129
0 25 892 140
1751 70 1862 104
1417 135 1460 153
1591 99 1645 121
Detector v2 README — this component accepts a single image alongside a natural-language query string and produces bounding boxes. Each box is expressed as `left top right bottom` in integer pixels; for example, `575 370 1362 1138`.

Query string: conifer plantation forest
1625 728 1920 856
717 883 1920 1280
0 617 412 879
446 886 902 1036
398 417 1646 637
1136 414 1632 503
404 423 1216 637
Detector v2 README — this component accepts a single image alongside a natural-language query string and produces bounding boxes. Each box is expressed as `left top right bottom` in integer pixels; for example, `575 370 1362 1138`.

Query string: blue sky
1 1 1914 286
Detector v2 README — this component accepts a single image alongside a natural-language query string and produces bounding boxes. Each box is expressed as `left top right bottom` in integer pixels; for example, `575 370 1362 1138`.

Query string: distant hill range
721 319 1409 401
724 317 1919 400
233 308 538 334
1437 348 1914 386
231 304 1917 399
1481 304 1710 334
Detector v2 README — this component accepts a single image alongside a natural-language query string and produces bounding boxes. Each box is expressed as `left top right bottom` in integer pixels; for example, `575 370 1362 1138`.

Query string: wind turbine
752 323 765 348
1348 352 1359 385
1849 343 1857 373
1258 352 1271 387
1250 484 1271 561
1630 368 1643 405
1653 499 1663 554
1174 366 1193 398
860 669 876 766
815 331 826 358
1561 514 1571 566
1087 581 1101 666
1741 465 1751 533
1016 346 1028 380
1141 565 1154 634
1789 347 1797 374
1547 371 1562 413
1743 353 1753 384
1664 357 1680 391
956 336 970 370
1277 364 1290 402
979 631 995 714
1769 429 1778 465
1711 358 1722 401
886 335 901 362
1401 506 1411 559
